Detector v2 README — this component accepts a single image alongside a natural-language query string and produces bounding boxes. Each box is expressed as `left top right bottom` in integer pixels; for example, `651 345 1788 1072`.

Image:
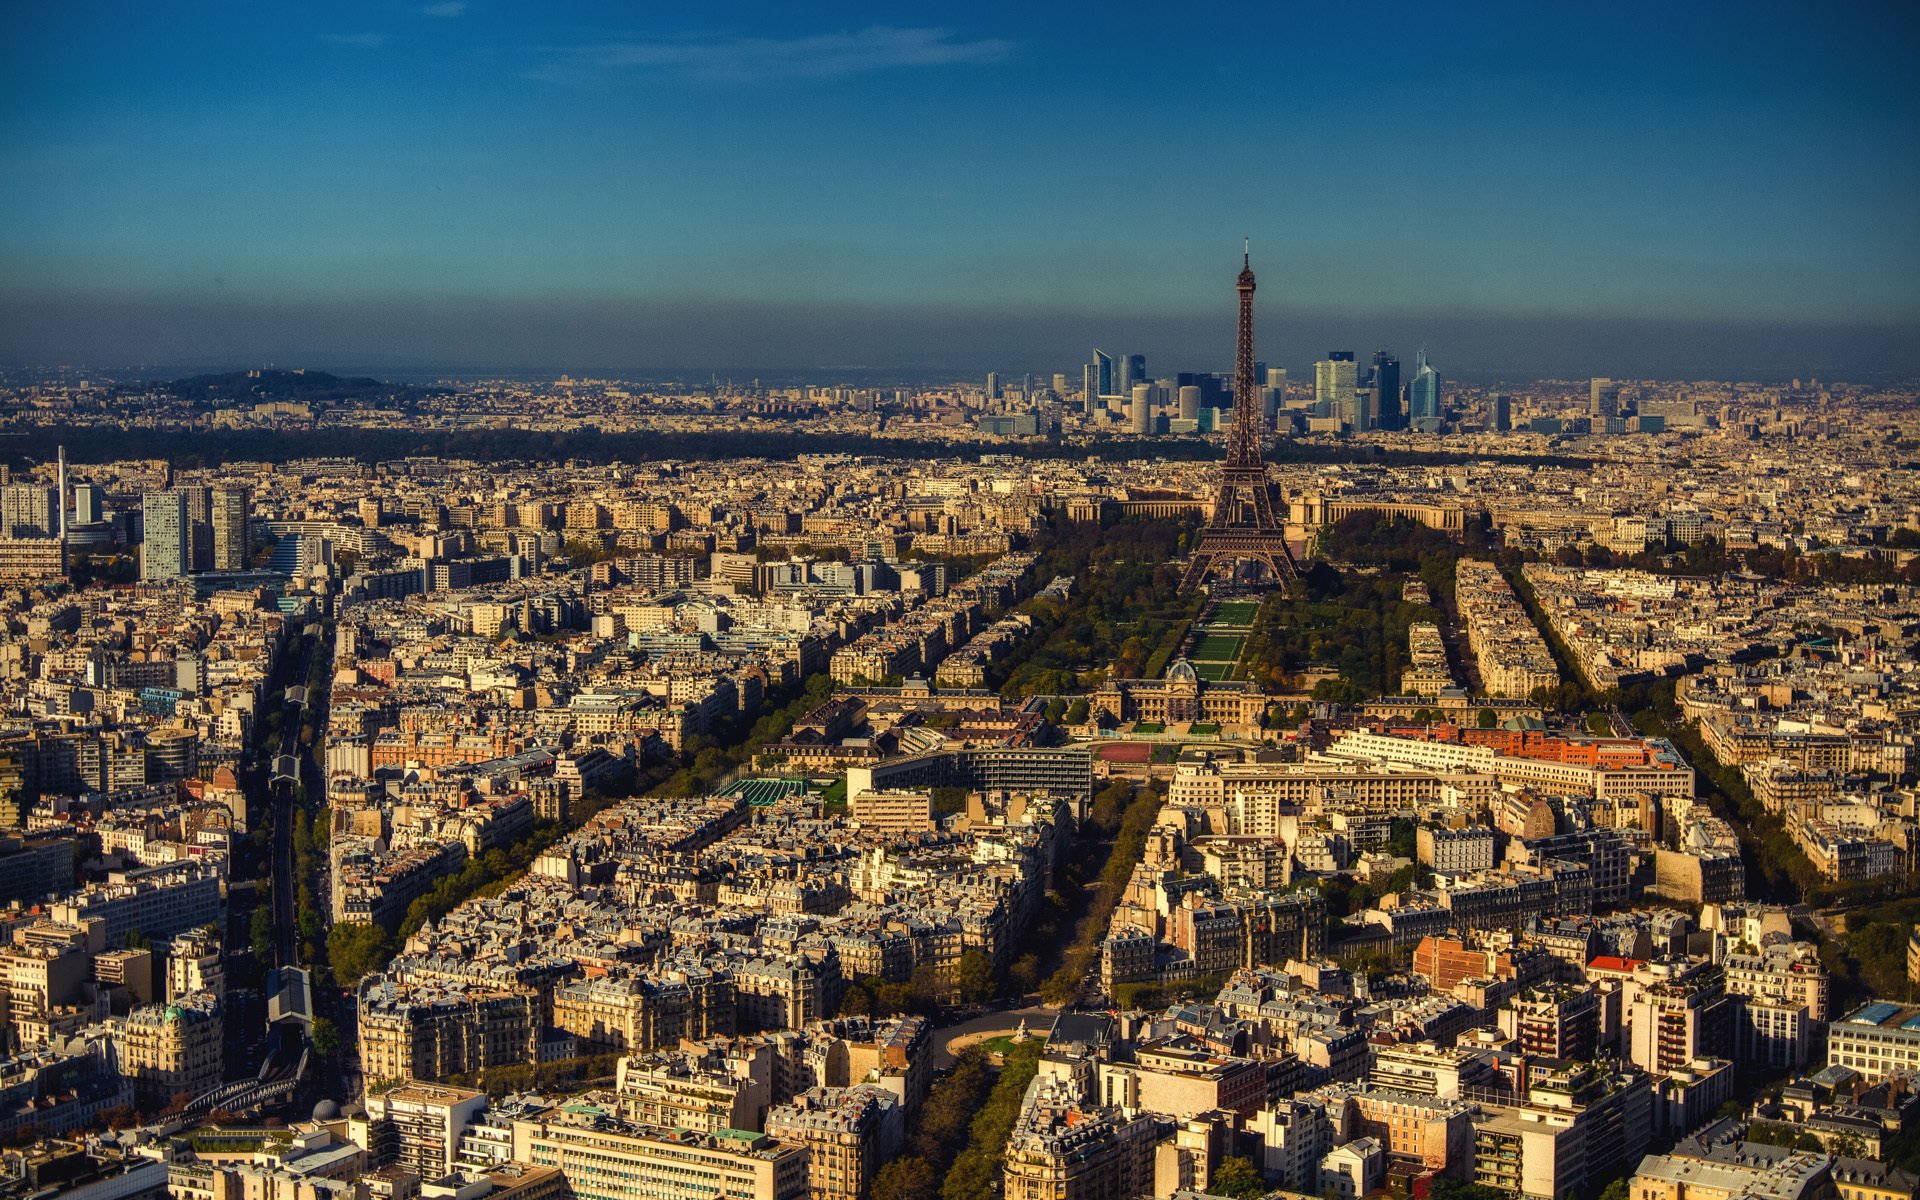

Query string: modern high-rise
362 1083 489 1183
210 487 250 572
1315 353 1358 422
1371 351 1402 430
985 372 1000 400
142 491 191 581
176 485 214 572
72 484 102 526
1130 384 1153 434
1118 353 1145 398
1408 349 1442 424
0 485 57 539
1492 394 1512 432
1082 364 1098 414
1590 377 1621 418
1092 349 1114 399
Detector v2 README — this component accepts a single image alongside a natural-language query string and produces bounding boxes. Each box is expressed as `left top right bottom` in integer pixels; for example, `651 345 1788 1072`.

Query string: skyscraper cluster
1311 348 1442 432
142 486 250 581
1081 349 1283 437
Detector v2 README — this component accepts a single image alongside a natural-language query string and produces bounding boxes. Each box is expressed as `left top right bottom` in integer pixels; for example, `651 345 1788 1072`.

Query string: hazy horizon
4 2 1917 378
4 291 1915 386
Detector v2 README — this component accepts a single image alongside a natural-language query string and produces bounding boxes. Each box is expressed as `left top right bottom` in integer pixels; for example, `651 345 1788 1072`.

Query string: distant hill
140 369 443 405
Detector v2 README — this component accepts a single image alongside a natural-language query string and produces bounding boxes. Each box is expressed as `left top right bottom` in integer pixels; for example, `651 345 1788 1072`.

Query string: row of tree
1039 780 1164 1007
870 1041 1041 1200
991 514 1201 698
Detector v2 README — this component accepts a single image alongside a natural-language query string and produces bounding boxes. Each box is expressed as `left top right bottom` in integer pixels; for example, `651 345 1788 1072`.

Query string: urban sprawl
0 357 1914 1200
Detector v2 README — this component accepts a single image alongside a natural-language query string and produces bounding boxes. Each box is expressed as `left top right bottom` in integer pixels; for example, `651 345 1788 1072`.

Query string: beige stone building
113 993 222 1107
357 980 534 1086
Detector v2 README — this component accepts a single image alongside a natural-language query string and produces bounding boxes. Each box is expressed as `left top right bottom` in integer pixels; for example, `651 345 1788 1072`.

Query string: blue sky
2 1 1916 376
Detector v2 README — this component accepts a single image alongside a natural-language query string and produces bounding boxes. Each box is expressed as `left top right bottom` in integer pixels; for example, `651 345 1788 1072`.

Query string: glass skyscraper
1092 349 1114 398
1408 349 1442 424
1371 350 1402 431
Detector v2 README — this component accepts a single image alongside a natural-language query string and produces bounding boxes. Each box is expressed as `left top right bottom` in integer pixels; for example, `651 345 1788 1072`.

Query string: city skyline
3 1 1918 377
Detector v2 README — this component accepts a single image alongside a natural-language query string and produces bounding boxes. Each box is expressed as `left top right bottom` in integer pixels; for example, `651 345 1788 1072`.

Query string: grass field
1192 633 1245 662
1189 723 1221 736
1212 600 1259 625
1133 721 1166 734
1194 661 1234 682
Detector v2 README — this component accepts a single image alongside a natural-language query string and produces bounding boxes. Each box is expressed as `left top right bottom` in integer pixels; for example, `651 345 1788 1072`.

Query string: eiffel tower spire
1179 244 1300 592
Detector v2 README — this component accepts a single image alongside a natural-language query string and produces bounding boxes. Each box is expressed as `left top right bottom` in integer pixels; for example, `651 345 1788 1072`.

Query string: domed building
112 991 222 1108
1091 657 1267 731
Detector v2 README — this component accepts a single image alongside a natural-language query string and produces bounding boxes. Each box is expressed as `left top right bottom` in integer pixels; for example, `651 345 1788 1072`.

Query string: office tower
56 447 66 540
1589 377 1621 418
0 485 57 539
175 485 214 571
985 372 1000 400
1093 349 1114 398
1352 387 1375 431
1177 386 1201 422
1408 349 1442 423
72 485 102 526
1315 353 1358 422
1130 384 1153 434
142 491 190 581
1082 364 1097 414
1372 351 1402 430
1052 372 1067 395
1125 354 1146 392
211 487 250 572
1492 394 1512 432
1265 368 1288 422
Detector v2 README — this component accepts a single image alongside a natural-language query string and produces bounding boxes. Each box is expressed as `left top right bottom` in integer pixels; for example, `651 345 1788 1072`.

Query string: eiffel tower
1179 244 1300 592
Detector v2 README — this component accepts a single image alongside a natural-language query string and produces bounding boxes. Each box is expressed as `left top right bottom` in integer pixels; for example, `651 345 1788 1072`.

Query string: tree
955 950 997 1005
311 1016 340 1057
1431 1180 1517 1200
872 1157 940 1200
1476 707 1499 729
250 906 275 962
1007 953 1042 995
328 922 394 985
1586 711 1612 736
1211 1156 1267 1200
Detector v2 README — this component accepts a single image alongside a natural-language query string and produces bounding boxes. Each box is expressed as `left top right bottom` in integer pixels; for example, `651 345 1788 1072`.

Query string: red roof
1587 956 1644 973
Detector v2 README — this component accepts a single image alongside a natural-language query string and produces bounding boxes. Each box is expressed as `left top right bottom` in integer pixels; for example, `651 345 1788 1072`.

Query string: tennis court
717 778 811 806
